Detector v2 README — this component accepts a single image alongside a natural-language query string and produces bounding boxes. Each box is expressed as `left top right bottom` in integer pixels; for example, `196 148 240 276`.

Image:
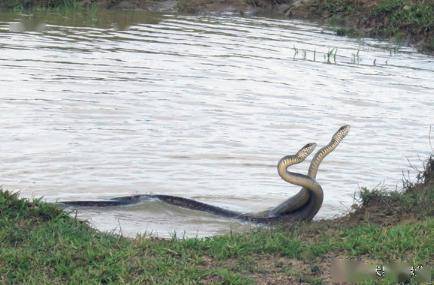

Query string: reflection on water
0 11 433 237
6 10 162 31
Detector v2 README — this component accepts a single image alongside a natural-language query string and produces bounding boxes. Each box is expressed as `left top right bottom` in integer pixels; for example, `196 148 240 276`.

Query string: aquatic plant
325 48 337 64
351 49 360 64
292 45 299 59
288 45 401 69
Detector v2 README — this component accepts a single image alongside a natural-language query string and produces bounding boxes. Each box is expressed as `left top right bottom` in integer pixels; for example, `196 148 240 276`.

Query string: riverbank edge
0 0 433 54
282 0 434 54
0 156 432 284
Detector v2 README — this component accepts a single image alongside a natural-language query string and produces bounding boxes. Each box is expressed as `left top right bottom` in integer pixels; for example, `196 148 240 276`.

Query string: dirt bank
284 0 433 54
1 0 432 53
1 156 432 283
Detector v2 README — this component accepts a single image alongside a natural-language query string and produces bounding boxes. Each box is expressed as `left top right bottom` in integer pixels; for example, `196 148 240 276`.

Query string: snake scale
60 125 350 223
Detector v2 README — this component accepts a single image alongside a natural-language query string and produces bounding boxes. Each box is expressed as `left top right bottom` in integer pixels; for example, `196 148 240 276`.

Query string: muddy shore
1 0 433 54
1 156 432 283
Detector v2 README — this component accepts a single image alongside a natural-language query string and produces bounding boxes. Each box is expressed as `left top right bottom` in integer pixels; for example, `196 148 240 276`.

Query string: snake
59 125 350 223
266 124 350 217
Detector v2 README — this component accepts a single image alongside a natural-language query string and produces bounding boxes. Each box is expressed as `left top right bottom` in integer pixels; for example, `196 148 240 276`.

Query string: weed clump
346 155 433 226
289 0 434 53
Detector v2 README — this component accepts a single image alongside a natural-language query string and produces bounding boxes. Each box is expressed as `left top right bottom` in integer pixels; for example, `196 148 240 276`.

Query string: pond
0 10 432 237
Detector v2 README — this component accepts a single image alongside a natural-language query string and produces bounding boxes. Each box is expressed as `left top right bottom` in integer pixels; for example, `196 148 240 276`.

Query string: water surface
1 10 433 237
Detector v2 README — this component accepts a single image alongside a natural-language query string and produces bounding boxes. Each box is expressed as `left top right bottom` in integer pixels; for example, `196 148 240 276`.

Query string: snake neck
277 155 322 197
289 183 323 221
278 154 312 188
308 138 341 178
277 155 324 220
269 145 329 218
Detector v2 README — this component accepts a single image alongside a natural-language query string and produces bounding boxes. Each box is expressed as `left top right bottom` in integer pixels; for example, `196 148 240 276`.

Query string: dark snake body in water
60 126 350 224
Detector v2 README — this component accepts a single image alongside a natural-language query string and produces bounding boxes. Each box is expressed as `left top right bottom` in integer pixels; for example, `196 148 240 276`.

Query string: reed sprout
289 45 390 68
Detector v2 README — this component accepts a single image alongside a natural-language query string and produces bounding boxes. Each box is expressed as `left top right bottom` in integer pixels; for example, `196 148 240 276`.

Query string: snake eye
333 125 350 140
299 143 317 157
339 125 350 132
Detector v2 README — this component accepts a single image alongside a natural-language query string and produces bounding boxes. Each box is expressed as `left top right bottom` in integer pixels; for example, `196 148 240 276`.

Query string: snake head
296 143 317 159
332 125 351 142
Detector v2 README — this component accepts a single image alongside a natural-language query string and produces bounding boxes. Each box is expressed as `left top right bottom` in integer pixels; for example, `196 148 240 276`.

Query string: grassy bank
0 157 432 284
287 0 434 54
1 0 433 53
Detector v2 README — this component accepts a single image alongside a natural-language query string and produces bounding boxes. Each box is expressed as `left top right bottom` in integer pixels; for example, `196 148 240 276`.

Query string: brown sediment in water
1 0 432 53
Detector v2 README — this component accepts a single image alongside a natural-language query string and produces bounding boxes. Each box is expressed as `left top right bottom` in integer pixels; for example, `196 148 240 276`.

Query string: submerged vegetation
1 156 432 284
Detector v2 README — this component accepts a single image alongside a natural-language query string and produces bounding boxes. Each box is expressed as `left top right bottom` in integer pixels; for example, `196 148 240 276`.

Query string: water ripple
0 11 433 237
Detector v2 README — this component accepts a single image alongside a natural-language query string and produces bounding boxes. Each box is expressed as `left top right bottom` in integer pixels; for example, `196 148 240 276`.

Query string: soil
1 0 432 53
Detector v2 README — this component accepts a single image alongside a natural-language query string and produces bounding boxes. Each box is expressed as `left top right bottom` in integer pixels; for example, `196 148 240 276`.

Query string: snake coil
60 125 350 223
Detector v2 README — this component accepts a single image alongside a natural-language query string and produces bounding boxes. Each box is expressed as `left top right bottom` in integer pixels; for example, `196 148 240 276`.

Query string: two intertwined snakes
60 125 350 223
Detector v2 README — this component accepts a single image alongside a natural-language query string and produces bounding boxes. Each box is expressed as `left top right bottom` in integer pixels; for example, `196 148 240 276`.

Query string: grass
1 0 433 53
1 156 433 284
1 0 85 11
292 0 434 53
370 0 433 45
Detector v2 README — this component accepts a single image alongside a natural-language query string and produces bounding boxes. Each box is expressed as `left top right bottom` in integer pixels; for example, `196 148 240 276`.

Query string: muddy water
0 10 433 237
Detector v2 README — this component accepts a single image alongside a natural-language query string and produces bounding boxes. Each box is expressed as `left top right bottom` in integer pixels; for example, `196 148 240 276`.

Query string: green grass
371 0 433 37
0 192 251 284
2 0 433 53
1 184 432 284
303 0 434 53
357 183 433 218
2 157 433 283
0 0 85 11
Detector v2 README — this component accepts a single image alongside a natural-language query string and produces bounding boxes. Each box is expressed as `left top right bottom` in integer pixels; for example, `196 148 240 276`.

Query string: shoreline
0 0 433 54
1 155 432 283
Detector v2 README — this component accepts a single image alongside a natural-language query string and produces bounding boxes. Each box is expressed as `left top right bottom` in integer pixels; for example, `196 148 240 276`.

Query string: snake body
59 126 350 223
267 125 350 217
